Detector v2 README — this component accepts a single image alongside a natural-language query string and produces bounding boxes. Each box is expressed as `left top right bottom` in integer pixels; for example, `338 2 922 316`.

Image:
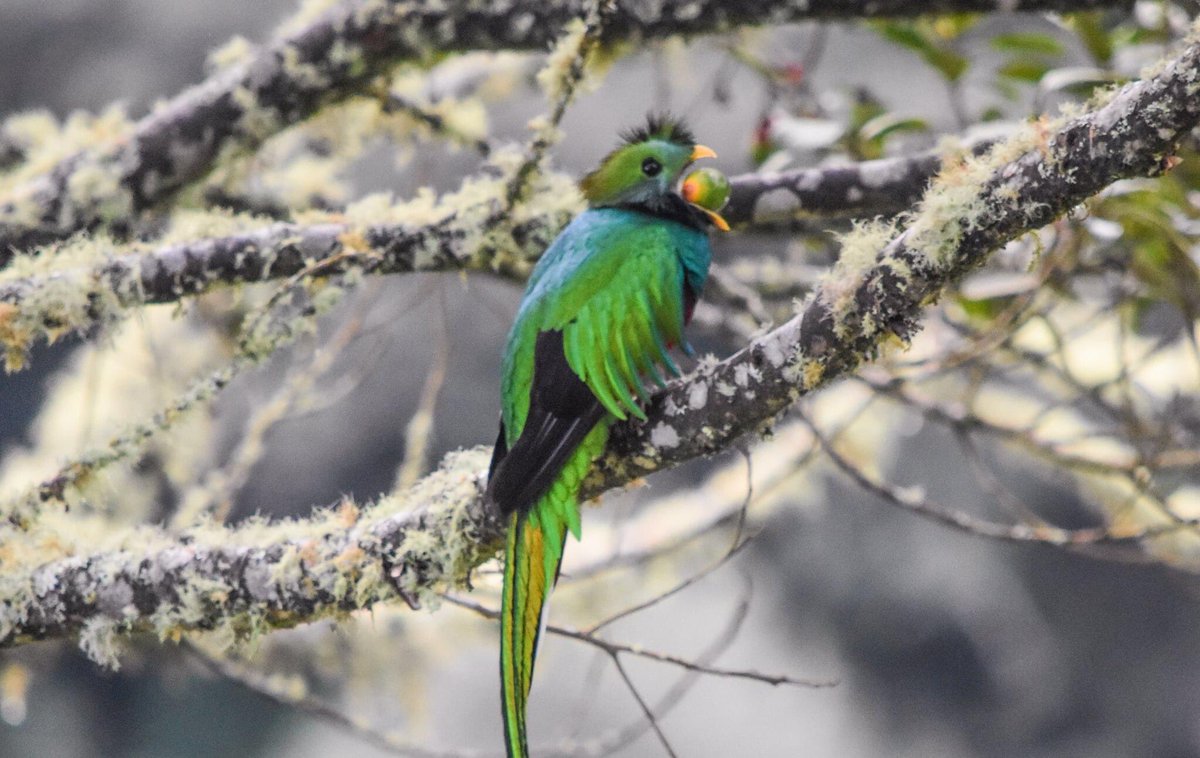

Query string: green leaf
877 22 930 53
999 59 1051 84
931 14 980 40
955 295 1007 322
1065 12 1113 64
875 22 969 82
1039 66 1121 97
1096 180 1200 322
980 106 1006 122
990 32 1065 56
858 113 929 143
927 48 970 82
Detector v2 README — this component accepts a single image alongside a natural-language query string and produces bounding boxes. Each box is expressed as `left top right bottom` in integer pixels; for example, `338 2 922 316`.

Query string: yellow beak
700 207 731 232
689 144 718 162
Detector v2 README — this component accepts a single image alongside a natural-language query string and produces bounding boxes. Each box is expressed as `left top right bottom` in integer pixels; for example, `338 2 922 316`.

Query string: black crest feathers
620 113 695 147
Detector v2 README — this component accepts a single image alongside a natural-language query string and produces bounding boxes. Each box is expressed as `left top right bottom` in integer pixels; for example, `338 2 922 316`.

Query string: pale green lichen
0 234 141 371
387 448 492 610
0 308 223 527
201 81 489 214
340 147 582 274
906 119 1044 271
65 163 133 226
386 68 492 150
0 110 58 162
79 618 126 669
1 253 358 531
157 206 278 246
237 276 346 361
205 35 255 73
231 86 285 143
281 46 333 91
537 19 592 102
0 106 133 201
3 447 491 664
820 218 900 340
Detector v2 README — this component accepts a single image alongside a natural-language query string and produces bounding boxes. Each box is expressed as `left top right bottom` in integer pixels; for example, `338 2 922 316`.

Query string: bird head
580 114 727 230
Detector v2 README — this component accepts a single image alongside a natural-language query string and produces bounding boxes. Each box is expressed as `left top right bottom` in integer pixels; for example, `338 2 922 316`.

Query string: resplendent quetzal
485 115 730 758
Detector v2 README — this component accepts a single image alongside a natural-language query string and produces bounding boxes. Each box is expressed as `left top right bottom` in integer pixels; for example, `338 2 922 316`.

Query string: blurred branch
184 641 470 758
175 292 375 527
724 137 994 227
2 24 1197 657
378 93 494 158
862 372 1200 475
445 595 832 689
545 586 758 757
394 290 451 490
0 0 1133 264
799 411 1200 545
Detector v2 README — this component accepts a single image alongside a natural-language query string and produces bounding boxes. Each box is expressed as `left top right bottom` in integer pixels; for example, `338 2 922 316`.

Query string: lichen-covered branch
724 138 994 226
0 0 1131 263
0 157 580 370
0 144 987 362
4 24 1197 656
0 449 501 655
595 33 1200 483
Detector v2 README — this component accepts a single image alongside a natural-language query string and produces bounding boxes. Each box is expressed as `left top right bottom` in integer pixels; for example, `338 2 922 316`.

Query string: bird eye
641 157 662 177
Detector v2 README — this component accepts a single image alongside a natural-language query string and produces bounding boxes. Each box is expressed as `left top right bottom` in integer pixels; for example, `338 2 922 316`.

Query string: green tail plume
498 423 607 757
501 508 567 758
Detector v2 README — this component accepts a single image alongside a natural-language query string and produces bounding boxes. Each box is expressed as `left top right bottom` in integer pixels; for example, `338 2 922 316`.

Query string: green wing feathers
556 246 687 422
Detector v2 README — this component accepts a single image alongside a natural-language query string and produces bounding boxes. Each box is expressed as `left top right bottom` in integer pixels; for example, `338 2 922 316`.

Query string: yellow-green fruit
681 166 731 212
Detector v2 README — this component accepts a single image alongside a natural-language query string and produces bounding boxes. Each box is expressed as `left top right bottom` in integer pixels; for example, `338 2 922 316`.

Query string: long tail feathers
501 509 567 758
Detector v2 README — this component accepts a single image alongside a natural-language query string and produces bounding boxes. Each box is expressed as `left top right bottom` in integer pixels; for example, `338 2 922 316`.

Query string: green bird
485 115 729 758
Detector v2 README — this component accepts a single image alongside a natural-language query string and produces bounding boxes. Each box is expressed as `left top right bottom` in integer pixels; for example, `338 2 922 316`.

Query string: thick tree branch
0 0 1131 264
595 37 1200 483
2 25 1196 656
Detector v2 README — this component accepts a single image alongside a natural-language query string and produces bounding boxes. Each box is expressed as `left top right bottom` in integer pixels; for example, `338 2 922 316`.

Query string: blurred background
2 1 1200 756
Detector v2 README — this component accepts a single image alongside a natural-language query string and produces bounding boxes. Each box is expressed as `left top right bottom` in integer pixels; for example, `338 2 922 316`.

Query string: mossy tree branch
3 30 1197 655
0 141 1003 362
0 0 1132 264
725 138 995 226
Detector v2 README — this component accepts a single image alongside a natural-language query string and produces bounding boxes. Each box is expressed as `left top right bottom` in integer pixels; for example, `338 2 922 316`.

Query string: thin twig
182 641 479 758
444 595 833 689
800 411 1200 548
505 0 608 208
396 285 452 489
609 653 679 758
585 538 755 635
